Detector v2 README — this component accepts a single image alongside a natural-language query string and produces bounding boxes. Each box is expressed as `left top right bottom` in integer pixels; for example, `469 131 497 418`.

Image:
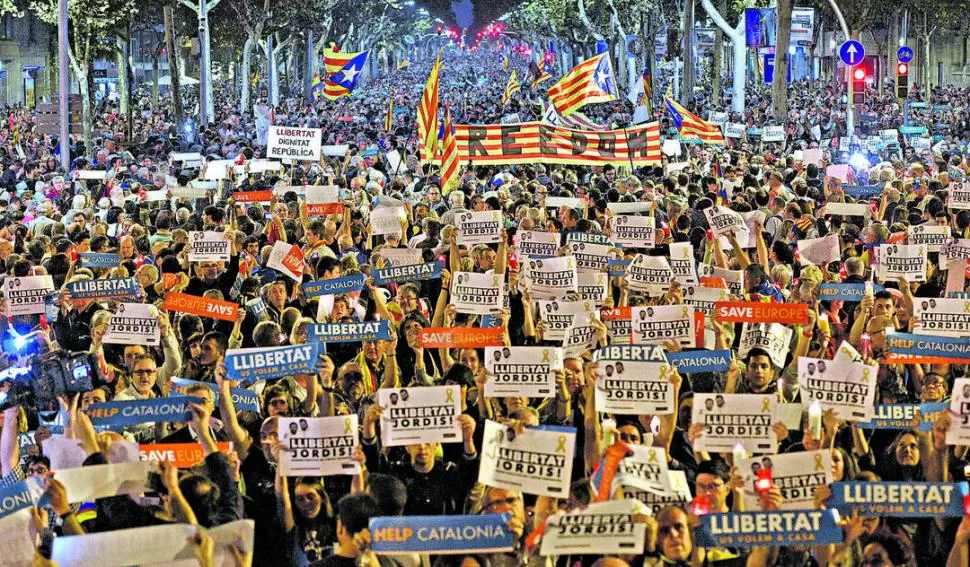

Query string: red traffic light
853 68 866 80
897 63 909 75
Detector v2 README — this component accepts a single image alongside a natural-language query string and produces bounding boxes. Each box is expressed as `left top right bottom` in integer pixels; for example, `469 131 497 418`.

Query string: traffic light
851 67 867 105
896 63 909 99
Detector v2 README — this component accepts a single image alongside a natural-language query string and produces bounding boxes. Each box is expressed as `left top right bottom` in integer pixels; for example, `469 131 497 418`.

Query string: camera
0 348 100 412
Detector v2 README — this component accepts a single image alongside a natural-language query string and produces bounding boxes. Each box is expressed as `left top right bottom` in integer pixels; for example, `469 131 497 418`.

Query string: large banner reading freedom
454 121 662 166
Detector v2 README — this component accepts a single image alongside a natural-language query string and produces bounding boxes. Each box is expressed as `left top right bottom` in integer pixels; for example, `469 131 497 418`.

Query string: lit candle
690 496 711 516
963 493 970 516
755 468 774 494
818 313 830 336
809 400 823 441
732 442 747 464
650 415 661 436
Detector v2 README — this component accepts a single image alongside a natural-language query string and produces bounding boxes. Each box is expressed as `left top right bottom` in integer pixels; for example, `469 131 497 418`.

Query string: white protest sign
544 196 584 209
877 243 927 282
949 182 970 210
77 169 107 181
692 393 778 454
52 520 254 567
622 470 692 515
738 322 793 368
662 139 682 156
826 164 851 184
0 508 35 567
683 284 730 315
188 231 230 262
379 247 423 267
479 419 575 497
697 263 745 297
615 445 671 495
247 159 283 174
562 311 600 358
378 385 461 447
103 303 160 346
942 239 970 264
611 215 655 248
169 152 203 166
568 242 611 273
305 186 342 216
515 230 559 258
725 123 746 138
370 206 408 236
4 275 54 316
267 125 322 161
915 297 970 337
738 450 832 511
452 271 505 315
322 144 349 157
201 159 234 180
456 210 503 245
631 305 695 347
798 234 841 266
485 346 563 398
704 205 746 237
803 148 823 167
56 461 152 503
739 210 766 248
536 300 594 342
625 254 672 294
762 125 785 142
607 202 653 215
526 256 578 300
279 416 360 476
799 356 877 421
576 271 609 306
825 202 871 218
594 359 674 415
267 240 305 282
669 242 698 284
907 224 951 253
143 189 169 202
540 499 646 556
947 378 970 445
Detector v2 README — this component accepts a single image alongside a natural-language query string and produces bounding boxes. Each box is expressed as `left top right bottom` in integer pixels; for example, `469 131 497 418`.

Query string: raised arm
215 357 253 460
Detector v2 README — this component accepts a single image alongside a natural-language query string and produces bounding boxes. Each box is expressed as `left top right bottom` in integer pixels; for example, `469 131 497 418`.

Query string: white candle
809 400 823 441
732 441 747 464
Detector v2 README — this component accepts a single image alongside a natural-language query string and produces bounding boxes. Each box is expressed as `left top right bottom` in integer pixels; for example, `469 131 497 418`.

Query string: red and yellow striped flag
502 70 520 105
384 99 394 132
547 52 617 117
417 54 442 164
438 104 460 196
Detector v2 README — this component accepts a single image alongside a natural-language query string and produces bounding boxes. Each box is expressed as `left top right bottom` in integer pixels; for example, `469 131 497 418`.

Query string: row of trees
504 0 970 118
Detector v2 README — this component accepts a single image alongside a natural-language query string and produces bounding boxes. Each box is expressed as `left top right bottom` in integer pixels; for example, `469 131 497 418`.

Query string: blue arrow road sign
897 46 914 64
839 40 865 66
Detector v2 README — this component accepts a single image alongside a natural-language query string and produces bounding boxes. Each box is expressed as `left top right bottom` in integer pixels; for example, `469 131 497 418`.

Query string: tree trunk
682 0 695 104
772 0 792 119
80 68 92 156
701 0 746 113
116 36 129 116
199 7 214 122
164 5 183 129
712 0 725 105
240 35 254 113
151 51 160 112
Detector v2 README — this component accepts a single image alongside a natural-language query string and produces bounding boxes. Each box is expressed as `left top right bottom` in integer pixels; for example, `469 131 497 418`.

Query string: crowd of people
1 42 970 567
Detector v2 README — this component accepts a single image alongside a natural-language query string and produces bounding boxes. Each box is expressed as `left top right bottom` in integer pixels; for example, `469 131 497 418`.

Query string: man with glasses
116 354 160 401
160 383 230 443
478 486 527 565
693 460 740 514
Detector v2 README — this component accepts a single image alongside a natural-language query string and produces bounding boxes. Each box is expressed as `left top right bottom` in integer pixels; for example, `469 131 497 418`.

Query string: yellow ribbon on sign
344 418 353 434
492 211 500 221
556 435 567 453
584 301 591 312
682 306 689 319
492 276 500 287
861 367 871 382
445 388 455 403
719 291 728 301
964 301 970 314
814 453 824 471
659 365 668 381
761 398 771 413
542 349 550 363
648 449 658 463
597 274 604 285
567 259 574 269
683 246 690 259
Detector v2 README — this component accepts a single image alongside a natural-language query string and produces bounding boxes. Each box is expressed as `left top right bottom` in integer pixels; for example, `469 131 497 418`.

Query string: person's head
864 314 893 356
920 371 948 402
405 442 438 469
362 337 386 363
130 354 158 396
480 486 524 524
366 473 408 516
178 473 222 527
694 460 731 511
123 344 150 371
334 493 381 551
743 349 776 392
199 261 222 283
25 455 50 478
860 531 916 567
459 348 482 373
656 506 693 561
199 332 228 366
294 477 333 522
263 384 294 417
873 290 895 318
831 447 859 482
81 386 108 409
892 430 920 467
615 420 647 445
265 281 287 311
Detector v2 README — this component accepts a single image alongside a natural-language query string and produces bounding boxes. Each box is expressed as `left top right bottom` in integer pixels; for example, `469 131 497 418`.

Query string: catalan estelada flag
498 53 509 70
639 71 652 114
397 58 410 71
529 60 553 90
323 50 369 100
502 70 521 105
310 74 324 102
438 104 460 196
324 43 355 76
547 52 617 117
417 53 442 164
664 96 725 145
384 99 394 132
